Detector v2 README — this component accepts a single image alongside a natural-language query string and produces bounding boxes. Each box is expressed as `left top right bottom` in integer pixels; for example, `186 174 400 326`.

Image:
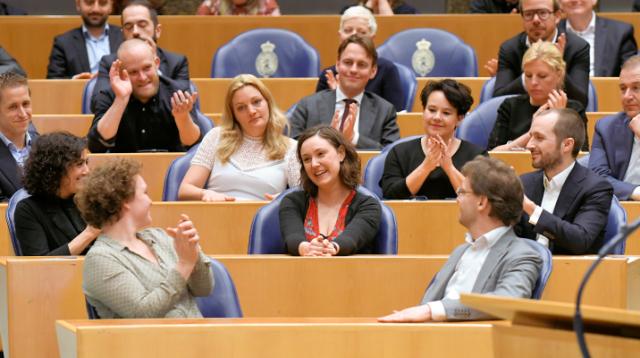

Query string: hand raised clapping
109 59 132 100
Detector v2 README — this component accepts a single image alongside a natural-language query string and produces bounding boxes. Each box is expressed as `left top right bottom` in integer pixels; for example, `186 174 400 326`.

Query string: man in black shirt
88 39 201 153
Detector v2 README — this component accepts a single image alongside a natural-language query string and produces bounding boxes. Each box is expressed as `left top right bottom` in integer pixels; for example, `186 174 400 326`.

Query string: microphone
573 216 640 357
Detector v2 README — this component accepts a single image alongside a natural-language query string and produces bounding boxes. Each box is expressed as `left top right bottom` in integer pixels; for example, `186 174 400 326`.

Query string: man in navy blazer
589 56 640 201
47 0 123 79
378 156 542 322
493 0 590 107
90 0 189 112
559 0 637 77
0 72 38 202
290 35 399 150
517 108 612 255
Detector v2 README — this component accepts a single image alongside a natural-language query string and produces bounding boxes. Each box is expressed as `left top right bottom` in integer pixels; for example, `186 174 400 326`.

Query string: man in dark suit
0 72 38 202
91 0 189 112
47 0 123 79
559 0 636 77
378 156 542 322
0 46 26 76
517 108 612 255
589 56 640 200
290 35 399 150
493 0 590 107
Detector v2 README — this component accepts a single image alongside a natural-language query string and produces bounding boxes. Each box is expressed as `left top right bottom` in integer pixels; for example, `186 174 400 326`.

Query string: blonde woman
178 74 299 201
489 41 588 151
196 0 280 15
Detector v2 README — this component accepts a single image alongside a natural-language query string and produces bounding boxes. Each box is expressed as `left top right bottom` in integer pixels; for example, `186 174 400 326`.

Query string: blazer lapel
552 164 584 219
319 91 338 124
616 115 634 177
43 200 82 241
358 93 376 139
593 16 606 76
526 170 545 204
0 144 21 190
108 26 121 53
421 244 469 303
72 29 91 73
471 229 513 292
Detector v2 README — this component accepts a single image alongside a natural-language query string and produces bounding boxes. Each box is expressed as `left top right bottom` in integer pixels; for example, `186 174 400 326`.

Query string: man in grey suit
379 156 543 322
289 35 399 150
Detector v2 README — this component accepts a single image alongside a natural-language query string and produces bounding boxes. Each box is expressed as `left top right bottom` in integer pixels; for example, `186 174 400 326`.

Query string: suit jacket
46 26 123 79
14 195 88 256
0 129 39 202
0 46 26 76
493 31 590 107
589 112 637 200
420 228 542 321
559 16 637 77
516 163 613 255
279 189 381 256
90 47 190 112
289 90 400 150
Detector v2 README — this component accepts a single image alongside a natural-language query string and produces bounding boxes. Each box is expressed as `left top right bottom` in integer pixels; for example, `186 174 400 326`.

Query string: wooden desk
56 318 495 358
32 114 92 137
2 255 638 358
620 202 640 256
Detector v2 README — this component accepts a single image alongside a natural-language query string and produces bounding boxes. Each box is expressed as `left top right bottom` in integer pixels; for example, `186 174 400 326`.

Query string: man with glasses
590 56 640 201
91 0 189 112
378 156 542 322
493 0 589 108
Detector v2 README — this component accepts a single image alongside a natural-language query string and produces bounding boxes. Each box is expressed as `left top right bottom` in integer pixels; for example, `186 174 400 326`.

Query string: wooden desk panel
1 256 638 358
621 202 640 256
56 318 494 358
29 80 87 115
32 114 92 137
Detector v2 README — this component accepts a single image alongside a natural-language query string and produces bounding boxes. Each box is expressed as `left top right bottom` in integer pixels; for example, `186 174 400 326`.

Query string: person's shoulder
281 188 307 205
500 32 525 48
596 112 627 130
158 47 187 63
159 75 190 92
597 15 634 31
54 26 83 41
364 91 395 109
391 136 421 152
575 162 613 190
565 31 590 50
520 169 543 184
459 139 486 155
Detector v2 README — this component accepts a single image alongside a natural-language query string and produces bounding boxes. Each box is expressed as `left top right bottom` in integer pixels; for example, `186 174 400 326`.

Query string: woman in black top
14 132 100 256
488 41 589 151
381 79 486 200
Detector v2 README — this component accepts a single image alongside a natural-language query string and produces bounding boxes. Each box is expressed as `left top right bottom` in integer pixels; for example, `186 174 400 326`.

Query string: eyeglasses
456 187 473 196
522 9 554 21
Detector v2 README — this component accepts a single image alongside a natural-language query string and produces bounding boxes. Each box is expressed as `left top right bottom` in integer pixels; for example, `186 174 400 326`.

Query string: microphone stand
573 217 640 357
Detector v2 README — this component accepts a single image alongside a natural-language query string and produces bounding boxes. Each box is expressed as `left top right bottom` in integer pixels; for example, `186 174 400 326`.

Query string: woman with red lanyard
279 126 381 256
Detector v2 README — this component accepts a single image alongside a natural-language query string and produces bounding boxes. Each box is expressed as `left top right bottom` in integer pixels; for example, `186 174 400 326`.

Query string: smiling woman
178 74 300 201
279 125 381 256
14 132 101 256
380 79 487 200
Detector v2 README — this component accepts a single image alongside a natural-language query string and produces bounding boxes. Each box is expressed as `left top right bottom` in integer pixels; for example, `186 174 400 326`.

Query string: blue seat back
248 187 398 254
520 239 553 299
393 62 417 112
604 195 627 255
5 188 31 256
196 257 243 318
81 77 97 114
195 111 214 136
587 80 597 112
362 136 421 199
86 299 100 319
377 28 478 77
479 77 496 103
211 28 320 78
162 144 200 201
455 95 516 150
190 80 201 111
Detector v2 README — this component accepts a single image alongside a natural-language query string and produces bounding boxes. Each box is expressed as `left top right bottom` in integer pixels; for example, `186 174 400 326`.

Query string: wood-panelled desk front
461 293 640 357
2 256 638 358
55 318 496 358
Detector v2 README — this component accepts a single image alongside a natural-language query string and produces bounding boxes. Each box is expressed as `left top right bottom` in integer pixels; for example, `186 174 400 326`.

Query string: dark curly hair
75 158 141 229
297 126 361 197
420 79 474 116
23 132 87 197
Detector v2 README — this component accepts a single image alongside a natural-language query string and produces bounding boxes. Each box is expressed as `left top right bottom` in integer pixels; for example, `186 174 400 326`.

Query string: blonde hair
522 41 566 89
216 74 290 163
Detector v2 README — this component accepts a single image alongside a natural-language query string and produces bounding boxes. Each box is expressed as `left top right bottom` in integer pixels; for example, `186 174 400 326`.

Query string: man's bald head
116 38 160 103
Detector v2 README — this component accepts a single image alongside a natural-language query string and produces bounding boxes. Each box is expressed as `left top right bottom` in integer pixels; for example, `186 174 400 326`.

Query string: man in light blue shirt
0 72 38 201
47 0 123 79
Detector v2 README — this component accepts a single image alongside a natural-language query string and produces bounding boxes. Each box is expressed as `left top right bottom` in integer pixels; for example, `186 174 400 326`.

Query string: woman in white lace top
178 74 300 201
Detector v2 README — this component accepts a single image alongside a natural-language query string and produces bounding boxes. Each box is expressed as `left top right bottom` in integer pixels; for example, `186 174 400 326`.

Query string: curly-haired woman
14 132 100 256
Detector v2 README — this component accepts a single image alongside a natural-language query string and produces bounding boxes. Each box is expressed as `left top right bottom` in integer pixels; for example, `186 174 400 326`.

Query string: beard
82 13 108 29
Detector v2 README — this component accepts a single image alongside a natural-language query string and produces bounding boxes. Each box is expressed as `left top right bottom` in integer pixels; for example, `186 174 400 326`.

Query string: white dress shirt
566 12 597 76
335 87 363 146
426 226 511 321
528 161 576 247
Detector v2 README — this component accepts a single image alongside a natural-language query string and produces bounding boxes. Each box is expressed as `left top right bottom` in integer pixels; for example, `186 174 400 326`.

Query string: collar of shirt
566 11 596 36
335 86 364 105
82 23 110 41
98 231 158 252
464 226 510 250
544 161 575 192
526 28 559 48
0 130 31 150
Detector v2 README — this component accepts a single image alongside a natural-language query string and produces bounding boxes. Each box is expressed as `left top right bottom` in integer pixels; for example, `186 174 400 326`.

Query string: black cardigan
14 194 87 256
279 190 381 256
